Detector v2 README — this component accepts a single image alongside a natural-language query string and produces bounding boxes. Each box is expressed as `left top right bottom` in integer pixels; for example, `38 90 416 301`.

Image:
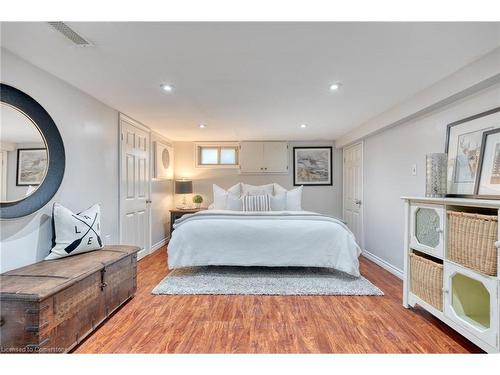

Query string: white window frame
195 142 240 169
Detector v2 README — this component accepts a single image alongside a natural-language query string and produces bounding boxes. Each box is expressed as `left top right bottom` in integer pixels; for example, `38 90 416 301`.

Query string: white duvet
168 210 362 276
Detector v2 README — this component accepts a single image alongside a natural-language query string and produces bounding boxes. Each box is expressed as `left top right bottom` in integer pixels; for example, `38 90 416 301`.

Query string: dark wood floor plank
73 247 482 353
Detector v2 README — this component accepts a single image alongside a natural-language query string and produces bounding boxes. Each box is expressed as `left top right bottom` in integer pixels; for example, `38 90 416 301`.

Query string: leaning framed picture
293 146 332 186
16 148 48 186
475 128 500 199
445 107 500 197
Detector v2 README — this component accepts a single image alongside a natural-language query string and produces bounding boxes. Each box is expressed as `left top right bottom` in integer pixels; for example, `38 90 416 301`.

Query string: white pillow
273 183 288 195
286 186 303 211
212 184 242 210
241 183 274 196
46 203 103 260
272 184 303 211
270 193 286 211
227 182 242 197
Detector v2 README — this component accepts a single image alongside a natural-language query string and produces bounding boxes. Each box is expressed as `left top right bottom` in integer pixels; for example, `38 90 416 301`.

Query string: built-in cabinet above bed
239 141 288 174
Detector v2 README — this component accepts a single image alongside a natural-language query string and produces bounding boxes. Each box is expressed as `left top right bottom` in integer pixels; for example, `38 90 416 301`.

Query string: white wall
174 141 343 216
0 49 121 272
362 83 500 272
150 132 174 248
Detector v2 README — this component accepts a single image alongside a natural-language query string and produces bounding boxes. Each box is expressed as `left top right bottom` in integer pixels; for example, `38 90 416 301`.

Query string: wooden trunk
0 245 139 353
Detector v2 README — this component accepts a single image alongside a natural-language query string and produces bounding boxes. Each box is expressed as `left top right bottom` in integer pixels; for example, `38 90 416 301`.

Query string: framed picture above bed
293 146 332 186
445 107 500 197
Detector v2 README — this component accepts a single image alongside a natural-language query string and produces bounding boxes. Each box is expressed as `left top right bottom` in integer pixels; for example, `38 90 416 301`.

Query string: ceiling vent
47 22 93 47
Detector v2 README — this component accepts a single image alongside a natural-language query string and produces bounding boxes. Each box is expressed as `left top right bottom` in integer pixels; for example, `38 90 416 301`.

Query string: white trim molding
137 237 169 261
362 249 404 279
151 237 169 253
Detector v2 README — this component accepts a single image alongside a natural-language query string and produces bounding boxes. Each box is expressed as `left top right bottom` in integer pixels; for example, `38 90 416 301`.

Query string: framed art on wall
445 107 500 197
16 148 48 186
475 128 500 199
293 146 332 186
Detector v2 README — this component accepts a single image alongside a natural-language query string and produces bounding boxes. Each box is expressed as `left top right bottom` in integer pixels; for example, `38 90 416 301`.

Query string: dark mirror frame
0 84 65 219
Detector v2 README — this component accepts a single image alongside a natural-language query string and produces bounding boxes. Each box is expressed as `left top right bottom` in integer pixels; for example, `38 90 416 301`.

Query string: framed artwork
16 148 48 186
293 146 332 186
153 141 174 180
445 107 500 197
475 128 500 199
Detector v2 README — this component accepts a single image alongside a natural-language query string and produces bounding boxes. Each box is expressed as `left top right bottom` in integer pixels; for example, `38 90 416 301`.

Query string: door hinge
121 133 124 141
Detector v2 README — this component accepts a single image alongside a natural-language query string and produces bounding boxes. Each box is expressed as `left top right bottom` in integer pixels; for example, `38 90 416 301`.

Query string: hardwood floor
74 247 482 353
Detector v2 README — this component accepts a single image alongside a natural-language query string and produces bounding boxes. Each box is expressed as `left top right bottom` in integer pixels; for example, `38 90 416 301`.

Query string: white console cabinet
403 196 500 353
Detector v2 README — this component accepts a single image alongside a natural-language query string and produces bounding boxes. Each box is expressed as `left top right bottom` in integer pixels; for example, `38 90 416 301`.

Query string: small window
196 144 239 167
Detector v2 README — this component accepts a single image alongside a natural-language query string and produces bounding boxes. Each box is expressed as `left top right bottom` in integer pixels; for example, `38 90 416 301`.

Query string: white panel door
120 116 150 257
263 142 288 173
240 142 264 173
343 142 363 246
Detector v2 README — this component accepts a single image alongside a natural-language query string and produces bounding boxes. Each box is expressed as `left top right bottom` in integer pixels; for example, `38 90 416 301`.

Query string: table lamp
175 179 193 209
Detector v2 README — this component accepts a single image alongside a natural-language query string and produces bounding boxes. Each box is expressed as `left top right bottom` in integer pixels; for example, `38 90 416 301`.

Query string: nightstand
169 208 206 234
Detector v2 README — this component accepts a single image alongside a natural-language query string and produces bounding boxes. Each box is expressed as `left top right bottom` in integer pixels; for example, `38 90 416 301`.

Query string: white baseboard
362 249 403 279
151 237 169 253
138 237 169 261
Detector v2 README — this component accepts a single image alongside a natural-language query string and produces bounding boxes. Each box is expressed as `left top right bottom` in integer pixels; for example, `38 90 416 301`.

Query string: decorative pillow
286 186 303 211
46 203 103 260
272 184 303 211
270 192 286 211
241 194 271 212
241 183 274 196
212 184 242 210
273 183 288 195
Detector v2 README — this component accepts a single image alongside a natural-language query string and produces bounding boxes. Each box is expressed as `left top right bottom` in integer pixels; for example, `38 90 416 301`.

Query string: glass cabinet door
410 204 444 259
444 262 498 348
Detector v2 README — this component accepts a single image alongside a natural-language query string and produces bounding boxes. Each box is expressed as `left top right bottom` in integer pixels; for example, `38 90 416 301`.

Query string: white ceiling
1 22 500 141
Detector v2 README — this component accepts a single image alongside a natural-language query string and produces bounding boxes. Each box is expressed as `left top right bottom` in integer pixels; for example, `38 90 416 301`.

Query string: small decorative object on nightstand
192 194 203 208
169 208 205 234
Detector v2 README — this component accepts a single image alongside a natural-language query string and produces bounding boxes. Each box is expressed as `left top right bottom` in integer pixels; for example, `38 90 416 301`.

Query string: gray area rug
152 266 384 296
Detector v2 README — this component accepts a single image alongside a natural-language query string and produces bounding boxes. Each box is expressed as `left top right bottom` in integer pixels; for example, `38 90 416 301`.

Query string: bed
167 210 361 277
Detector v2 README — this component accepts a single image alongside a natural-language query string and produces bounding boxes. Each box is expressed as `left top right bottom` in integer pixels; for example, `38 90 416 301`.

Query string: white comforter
168 210 362 276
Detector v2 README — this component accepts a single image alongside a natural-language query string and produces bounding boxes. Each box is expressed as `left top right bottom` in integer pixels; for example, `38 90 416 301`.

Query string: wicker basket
448 211 498 276
410 252 443 311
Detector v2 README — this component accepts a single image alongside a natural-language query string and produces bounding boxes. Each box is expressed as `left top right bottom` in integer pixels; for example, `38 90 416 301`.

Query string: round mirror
0 103 48 202
162 148 170 169
0 84 65 219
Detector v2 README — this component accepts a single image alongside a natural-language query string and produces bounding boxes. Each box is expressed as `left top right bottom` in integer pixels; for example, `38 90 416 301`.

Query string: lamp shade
175 180 193 194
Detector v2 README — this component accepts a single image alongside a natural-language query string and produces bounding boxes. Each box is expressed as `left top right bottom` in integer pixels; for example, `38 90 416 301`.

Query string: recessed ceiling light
300 124 307 129
160 83 174 92
199 124 206 129
329 82 342 91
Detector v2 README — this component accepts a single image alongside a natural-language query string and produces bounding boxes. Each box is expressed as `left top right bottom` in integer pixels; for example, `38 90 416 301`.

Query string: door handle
146 200 152 204
354 199 362 205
